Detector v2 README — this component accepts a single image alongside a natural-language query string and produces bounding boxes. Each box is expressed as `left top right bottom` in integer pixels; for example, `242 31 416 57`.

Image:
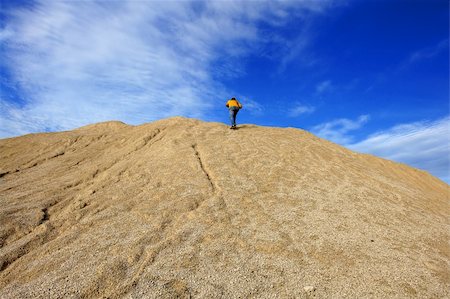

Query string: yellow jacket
226 99 242 108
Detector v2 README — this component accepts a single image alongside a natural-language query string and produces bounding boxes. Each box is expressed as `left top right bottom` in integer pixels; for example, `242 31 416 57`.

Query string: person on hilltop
226 97 242 129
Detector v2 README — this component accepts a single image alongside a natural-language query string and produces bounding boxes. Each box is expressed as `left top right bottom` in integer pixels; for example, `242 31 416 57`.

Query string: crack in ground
94 143 223 297
0 169 19 179
39 208 50 225
192 144 215 193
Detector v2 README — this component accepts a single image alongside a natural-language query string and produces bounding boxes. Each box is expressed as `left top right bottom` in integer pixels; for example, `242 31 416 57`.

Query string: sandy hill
0 117 449 298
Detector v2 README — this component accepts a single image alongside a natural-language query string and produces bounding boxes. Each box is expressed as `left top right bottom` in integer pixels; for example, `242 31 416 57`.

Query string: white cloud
0 26 14 42
240 97 264 116
0 0 334 138
348 117 450 183
311 114 370 144
273 1 337 73
288 104 315 117
311 115 450 183
408 39 448 64
315 80 332 94
399 39 449 70
276 28 314 73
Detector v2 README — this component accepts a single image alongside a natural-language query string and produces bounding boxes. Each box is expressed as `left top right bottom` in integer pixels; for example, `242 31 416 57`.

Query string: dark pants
229 106 239 126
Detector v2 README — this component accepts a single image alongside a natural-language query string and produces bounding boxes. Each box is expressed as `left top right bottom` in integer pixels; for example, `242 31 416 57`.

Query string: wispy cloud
315 80 332 94
348 117 450 183
0 27 14 42
0 0 334 138
408 39 448 63
267 1 339 74
241 97 264 116
399 39 449 70
288 103 315 117
276 27 314 74
311 115 450 183
311 114 370 144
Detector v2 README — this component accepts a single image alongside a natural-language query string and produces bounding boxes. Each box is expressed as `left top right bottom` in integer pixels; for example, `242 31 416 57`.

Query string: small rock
304 286 315 293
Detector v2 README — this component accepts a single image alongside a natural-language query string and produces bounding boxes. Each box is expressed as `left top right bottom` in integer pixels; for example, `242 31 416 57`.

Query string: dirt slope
0 117 449 298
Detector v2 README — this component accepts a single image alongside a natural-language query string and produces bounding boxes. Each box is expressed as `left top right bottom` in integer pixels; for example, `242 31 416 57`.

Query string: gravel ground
0 117 449 298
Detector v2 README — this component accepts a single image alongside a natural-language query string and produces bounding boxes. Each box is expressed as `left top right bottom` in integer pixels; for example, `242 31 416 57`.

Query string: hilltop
0 117 449 298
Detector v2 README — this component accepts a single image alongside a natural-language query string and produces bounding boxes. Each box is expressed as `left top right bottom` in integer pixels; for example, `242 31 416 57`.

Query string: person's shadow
233 124 254 130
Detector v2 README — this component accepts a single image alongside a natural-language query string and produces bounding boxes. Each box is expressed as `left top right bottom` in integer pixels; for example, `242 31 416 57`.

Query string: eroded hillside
0 117 449 298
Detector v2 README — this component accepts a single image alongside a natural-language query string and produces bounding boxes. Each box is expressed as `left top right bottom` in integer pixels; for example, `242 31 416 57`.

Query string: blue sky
1 0 449 183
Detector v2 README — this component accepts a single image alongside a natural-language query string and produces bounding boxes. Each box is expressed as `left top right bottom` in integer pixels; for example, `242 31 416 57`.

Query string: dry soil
0 117 449 298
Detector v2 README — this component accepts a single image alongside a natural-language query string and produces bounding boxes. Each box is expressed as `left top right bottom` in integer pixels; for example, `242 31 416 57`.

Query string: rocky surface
0 117 449 298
